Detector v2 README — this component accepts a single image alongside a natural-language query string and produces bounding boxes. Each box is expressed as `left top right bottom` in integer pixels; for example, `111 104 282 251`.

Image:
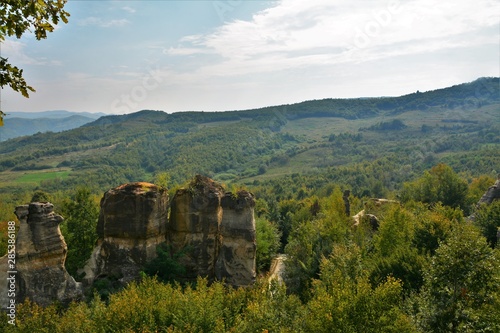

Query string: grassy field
16 170 71 183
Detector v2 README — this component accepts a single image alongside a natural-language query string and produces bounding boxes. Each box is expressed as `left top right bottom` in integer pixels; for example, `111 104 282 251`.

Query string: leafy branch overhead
0 0 70 125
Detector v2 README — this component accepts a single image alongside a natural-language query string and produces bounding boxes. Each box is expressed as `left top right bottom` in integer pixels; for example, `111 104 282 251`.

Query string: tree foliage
59 187 99 278
401 163 469 210
414 224 500 332
255 216 281 273
474 200 500 248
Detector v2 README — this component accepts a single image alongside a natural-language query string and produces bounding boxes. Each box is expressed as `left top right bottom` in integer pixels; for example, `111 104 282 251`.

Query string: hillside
0 77 498 195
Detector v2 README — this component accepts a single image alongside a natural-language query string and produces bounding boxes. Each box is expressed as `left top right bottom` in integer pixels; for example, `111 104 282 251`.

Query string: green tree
255 217 281 273
143 243 187 284
153 171 171 189
303 248 416 333
474 200 500 248
401 163 468 210
60 187 99 278
415 224 500 332
0 0 70 125
30 190 51 202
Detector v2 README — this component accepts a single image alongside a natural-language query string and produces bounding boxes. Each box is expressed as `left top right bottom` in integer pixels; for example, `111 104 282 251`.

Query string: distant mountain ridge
0 111 107 141
5 110 107 119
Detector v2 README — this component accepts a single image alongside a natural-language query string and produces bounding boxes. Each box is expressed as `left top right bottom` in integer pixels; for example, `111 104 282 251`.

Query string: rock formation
1 176 257 309
82 182 168 286
168 175 224 281
168 175 257 286
216 191 256 286
477 179 500 205
352 198 399 231
0 203 82 308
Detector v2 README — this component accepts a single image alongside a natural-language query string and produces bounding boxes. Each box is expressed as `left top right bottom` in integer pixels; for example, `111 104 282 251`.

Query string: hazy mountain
0 115 98 141
5 110 107 119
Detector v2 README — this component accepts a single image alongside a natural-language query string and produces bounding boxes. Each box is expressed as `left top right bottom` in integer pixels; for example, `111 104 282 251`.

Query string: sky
1 0 499 114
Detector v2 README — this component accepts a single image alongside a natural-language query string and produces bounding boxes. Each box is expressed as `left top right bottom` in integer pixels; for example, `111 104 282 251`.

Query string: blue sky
2 0 499 114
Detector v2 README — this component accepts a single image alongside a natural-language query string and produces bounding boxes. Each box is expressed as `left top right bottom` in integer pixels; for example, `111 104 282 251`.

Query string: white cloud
121 6 136 14
167 0 499 77
78 17 130 28
2 39 62 66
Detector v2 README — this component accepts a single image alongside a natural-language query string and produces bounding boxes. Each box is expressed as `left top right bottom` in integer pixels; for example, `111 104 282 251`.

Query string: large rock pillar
216 191 256 286
82 182 168 286
168 175 224 281
0 203 82 308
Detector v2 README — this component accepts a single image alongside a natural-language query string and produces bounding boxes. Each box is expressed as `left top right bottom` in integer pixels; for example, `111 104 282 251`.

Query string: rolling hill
0 77 498 196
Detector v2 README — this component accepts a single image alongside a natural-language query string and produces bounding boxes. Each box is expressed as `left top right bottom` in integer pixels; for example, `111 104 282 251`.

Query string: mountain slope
0 77 498 194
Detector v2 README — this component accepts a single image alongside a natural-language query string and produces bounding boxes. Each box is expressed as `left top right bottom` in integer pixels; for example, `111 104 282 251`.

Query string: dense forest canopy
0 77 499 331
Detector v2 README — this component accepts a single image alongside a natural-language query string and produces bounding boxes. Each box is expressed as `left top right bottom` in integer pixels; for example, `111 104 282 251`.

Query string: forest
0 77 499 331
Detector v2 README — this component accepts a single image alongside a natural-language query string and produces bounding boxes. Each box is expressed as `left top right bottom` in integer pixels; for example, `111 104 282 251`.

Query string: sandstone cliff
168 175 256 286
82 182 168 286
216 191 256 286
168 175 224 281
0 203 82 308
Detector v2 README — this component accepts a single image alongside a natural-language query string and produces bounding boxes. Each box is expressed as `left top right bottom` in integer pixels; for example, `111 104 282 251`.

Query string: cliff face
168 175 224 280
0 203 82 308
216 191 256 286
168 176 256 286
82 182 168 286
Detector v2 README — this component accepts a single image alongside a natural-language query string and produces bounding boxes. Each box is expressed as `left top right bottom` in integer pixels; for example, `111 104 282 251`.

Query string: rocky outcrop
168 175 224 281
82 182 168 286
216 191 256 286
168 175 256 286
0 203 82 308
1 176 257 308
352 198 399 231
478 179 500 205
268 254 287 285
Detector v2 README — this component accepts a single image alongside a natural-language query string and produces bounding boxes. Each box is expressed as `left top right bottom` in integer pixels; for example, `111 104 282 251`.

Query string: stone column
216 190 256 287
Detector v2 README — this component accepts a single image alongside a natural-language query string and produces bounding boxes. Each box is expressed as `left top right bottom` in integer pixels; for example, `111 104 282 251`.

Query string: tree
474 200 500 248
0 0 70 125
415 224 500 332
400 164 469 211
60 187 99 278
255 217 281 273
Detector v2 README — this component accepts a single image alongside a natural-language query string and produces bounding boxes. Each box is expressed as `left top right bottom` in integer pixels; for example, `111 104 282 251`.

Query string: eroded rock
82 182 168 286
0 203 82 308
216 191 256 286
168 176 257 286
168 175 224 281
478 179 500 205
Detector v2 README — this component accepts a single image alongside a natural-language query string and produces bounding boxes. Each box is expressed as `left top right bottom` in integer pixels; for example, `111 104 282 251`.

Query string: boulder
216 191 256 286
0 203 82 308
82 182 168 286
